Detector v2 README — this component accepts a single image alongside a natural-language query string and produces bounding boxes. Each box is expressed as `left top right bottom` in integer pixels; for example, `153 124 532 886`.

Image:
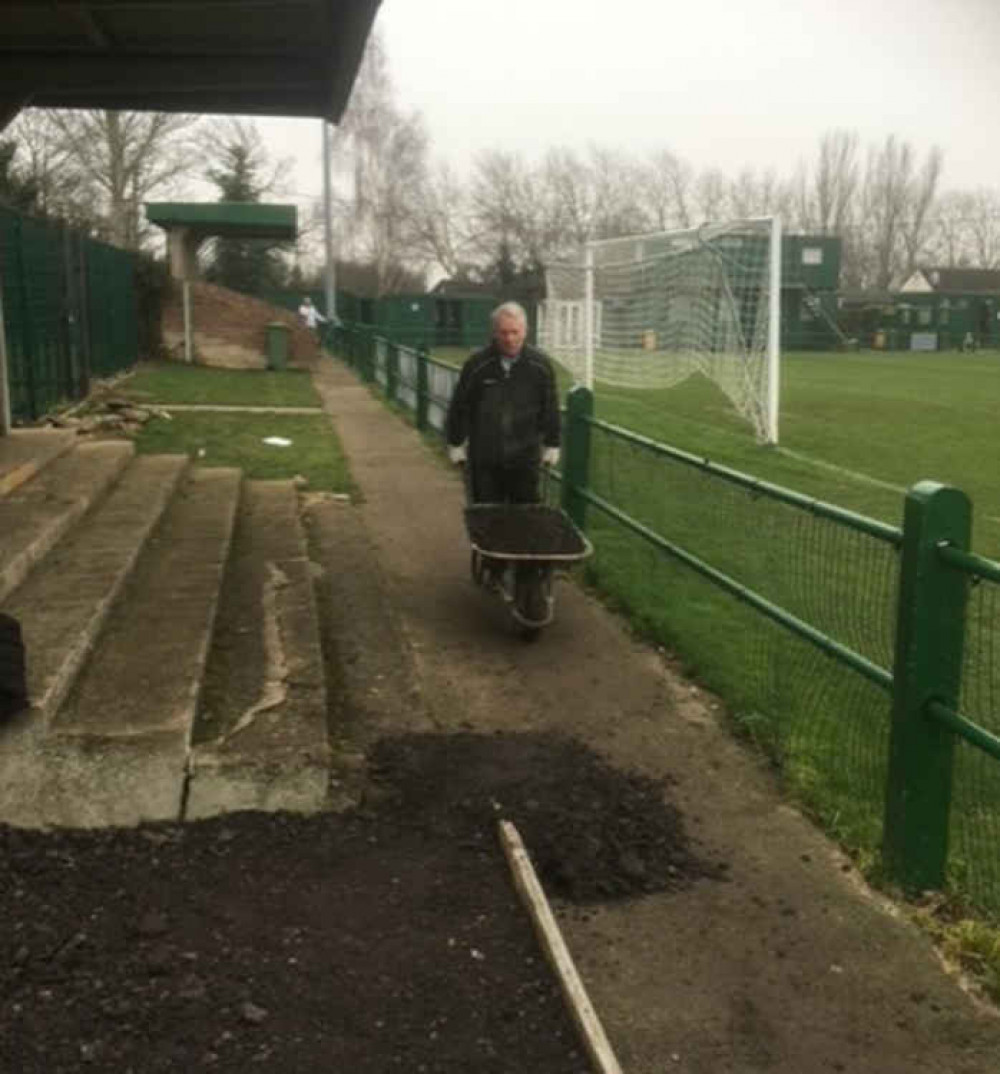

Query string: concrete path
312 358 1000 1074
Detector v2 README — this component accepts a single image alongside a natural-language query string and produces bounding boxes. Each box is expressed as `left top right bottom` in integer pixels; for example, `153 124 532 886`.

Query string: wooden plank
498 819 624 1074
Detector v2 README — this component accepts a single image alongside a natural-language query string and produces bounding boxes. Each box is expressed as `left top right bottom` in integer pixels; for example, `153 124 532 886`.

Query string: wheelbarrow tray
464 504 592 562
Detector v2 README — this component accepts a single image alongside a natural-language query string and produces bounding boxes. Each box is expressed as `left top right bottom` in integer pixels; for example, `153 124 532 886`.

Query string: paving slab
0 439 134 603
0 427 77 498
35 468 243 827
186 480 330 820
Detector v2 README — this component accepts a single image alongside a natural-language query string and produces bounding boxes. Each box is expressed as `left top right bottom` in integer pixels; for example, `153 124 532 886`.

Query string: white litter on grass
262 436 293 447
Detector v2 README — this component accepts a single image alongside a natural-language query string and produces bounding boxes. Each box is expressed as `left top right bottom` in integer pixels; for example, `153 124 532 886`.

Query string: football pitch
436 346 1000 552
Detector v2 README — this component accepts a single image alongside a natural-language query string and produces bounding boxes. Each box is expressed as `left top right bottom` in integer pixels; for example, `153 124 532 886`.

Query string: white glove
448 442 467 465
542 446 560 467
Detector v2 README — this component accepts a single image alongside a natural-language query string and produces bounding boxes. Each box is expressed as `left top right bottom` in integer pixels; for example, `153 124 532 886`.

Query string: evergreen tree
203 121 290 295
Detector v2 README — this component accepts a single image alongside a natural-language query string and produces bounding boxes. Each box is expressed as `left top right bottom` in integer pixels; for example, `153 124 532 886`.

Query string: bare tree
809 130 861 236
691 167 730 223
40 109 199 248
409 161 477 279
639 149 694 231
332 31 430 294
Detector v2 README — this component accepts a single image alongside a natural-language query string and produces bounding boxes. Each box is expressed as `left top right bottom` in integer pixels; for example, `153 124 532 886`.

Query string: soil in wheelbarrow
1 732 725 1074
465 505 588 558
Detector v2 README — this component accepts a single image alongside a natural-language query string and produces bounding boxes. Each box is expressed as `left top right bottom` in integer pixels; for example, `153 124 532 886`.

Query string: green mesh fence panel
585 422 899 859
952 574 1000 917
0 205 139 421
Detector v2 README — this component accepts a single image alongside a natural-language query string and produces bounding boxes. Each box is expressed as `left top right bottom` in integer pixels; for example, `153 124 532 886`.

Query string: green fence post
416 342 430 431
562 385 593 532
883 480 971 893
387 342 399 403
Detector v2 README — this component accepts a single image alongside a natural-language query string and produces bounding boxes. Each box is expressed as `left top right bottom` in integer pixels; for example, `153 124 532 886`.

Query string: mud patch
0 732 725 1073
368 731 728 903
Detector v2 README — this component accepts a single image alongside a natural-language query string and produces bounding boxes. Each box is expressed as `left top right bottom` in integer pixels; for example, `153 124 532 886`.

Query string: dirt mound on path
1 733 724 1073
369 731 729 903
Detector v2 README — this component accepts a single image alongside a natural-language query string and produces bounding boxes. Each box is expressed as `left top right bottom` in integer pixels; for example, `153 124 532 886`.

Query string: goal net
540 217 782 443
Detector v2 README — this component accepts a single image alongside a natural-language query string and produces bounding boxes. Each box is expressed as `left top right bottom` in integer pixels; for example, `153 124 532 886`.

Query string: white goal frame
541 216 783 445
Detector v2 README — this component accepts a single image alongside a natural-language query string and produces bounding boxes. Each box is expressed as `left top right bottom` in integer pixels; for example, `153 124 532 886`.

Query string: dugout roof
0 0 382 133
146 202 298 241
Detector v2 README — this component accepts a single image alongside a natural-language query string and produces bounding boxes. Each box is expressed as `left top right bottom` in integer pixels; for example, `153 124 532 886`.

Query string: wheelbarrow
464 503 593 640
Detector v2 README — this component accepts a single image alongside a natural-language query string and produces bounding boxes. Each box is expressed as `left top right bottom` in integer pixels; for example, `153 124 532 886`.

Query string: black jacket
446 343 561 467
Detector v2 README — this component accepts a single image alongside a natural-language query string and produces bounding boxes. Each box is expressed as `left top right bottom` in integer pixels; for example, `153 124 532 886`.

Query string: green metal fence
331 321 1000 918
0 205 139 422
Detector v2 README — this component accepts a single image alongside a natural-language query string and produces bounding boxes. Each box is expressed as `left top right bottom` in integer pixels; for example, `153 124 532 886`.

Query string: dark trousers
469 461 540 506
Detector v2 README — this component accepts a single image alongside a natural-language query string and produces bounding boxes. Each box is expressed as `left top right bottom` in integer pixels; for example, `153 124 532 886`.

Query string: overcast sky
258 0 1000 207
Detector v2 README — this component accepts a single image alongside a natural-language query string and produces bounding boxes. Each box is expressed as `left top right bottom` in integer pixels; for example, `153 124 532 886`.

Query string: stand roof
0 0 381 132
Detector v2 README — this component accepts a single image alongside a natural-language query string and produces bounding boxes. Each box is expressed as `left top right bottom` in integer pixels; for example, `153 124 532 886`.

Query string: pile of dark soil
1 732 725 1073
464 506 588 558
369 731 727 903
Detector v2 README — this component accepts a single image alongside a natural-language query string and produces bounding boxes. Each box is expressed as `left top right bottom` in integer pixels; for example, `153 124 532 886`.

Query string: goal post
540 216 783 444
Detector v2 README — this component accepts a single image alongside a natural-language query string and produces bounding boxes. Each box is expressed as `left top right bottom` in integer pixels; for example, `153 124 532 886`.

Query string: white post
183 279 193 364
766 215 782 445
0 272 11 435
321 119 337 324
583 244 595 390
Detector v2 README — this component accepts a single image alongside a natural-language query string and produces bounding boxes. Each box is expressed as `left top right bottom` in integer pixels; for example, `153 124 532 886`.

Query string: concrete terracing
0 434 332 828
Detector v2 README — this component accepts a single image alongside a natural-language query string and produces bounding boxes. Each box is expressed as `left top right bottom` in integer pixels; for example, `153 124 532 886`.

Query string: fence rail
331 321 1000 917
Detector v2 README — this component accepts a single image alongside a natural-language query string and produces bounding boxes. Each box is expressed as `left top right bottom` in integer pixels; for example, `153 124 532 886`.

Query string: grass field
434 346 1000 551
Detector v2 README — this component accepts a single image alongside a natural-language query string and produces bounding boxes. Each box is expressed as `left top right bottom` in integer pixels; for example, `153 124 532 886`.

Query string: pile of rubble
45 395 169 437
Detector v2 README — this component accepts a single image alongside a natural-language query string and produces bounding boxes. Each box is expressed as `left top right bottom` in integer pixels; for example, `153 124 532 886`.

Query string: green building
838 267 1000 351
780 235 844 350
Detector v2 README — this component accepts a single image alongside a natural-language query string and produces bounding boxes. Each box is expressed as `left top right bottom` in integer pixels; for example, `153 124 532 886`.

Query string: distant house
900 267 1000 295
838 267 1000 351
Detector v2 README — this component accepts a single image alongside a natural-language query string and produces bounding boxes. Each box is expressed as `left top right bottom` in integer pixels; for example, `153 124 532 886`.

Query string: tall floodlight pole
321 119 336 324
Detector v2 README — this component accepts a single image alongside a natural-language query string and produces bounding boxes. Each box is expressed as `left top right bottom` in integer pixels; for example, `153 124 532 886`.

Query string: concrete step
0 427 77 498
0 440 134 603
186 480 330 819
2 454 189 726
33 468 242 827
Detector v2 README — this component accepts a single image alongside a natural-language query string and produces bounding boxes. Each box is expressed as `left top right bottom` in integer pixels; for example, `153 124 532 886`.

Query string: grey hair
491 301 528 329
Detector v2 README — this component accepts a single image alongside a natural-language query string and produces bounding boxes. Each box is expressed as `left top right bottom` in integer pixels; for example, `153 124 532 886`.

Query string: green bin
266 322 290 370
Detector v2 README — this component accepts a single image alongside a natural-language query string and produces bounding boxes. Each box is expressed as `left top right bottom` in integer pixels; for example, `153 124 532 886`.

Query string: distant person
445 301 561 507
962 331 977 353
298 296 328 339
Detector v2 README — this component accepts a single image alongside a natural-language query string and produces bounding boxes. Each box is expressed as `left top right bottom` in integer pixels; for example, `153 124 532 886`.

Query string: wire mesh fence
584 422 899 857
0 205 139 422
952 571 1000 914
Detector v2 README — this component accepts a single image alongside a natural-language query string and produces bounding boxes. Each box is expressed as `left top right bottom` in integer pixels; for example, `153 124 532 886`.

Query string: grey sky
258 0 999 206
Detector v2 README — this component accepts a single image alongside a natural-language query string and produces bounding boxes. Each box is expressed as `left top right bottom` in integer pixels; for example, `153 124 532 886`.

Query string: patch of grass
121 361 321 408
135 411 352 494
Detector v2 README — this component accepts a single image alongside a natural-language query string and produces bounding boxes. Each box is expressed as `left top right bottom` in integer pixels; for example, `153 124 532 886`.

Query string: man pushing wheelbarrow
446 302 590 638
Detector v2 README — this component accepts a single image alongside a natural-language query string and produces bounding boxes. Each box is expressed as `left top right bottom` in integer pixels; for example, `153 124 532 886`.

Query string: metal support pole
883 480 971 893
321 120 337 325
416 342 429 431
562 385 593 532
0 271 11 434
182 280 194 363
766 214 782 445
